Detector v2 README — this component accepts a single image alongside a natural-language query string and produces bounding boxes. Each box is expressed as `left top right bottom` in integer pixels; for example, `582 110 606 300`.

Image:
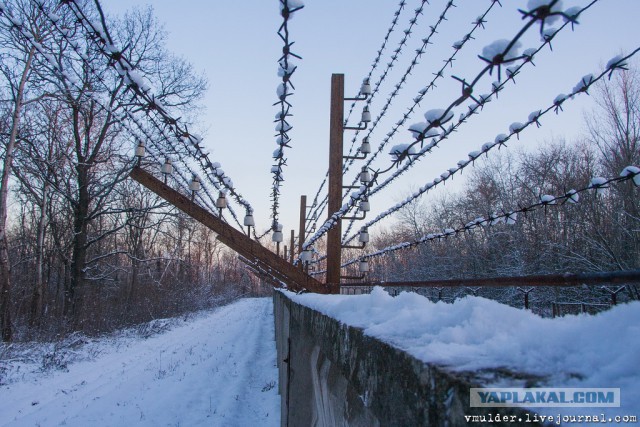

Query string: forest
0 1 266 342
361 67 640 311
1 0 638 342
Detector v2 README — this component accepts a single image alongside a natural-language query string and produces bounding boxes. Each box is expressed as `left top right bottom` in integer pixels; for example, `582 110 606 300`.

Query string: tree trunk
66 163 89 323
0 48 35 342
29 181 50 327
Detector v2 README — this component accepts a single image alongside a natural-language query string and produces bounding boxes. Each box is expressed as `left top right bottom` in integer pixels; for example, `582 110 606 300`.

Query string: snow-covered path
0 298 280 427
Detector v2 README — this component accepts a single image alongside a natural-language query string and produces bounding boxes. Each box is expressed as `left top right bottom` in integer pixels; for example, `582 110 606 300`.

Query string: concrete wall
274 291 541 427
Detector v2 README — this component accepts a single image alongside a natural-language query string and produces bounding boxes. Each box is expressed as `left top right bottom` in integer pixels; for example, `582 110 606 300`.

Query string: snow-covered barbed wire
34 1 246 229
340 48 640 246
253 226 273 242
306 0 495 238
342 167 640 267
128 112 246 229
50 0 254 216
310 0 498 241
270 0 304 230
301 0 595 257
341 0 430 162
342 0 459 179
343 0 407 127
339 0 500 200
304 0 425 236
354 0 591 186
12 1 246 229
339 0 500 243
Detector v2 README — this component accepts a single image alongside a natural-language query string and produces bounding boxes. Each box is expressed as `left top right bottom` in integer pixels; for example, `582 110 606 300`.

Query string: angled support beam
130 167 329 294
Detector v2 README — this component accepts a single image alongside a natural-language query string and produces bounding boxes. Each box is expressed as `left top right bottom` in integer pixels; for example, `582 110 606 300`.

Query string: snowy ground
0 298 280 427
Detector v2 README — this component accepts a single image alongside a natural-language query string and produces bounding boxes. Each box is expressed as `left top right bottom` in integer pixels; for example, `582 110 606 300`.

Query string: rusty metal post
289 230 295 264
298 195 306 258
517 287 533 310
603 286 625 306
284 245 288 261
326 74 344 293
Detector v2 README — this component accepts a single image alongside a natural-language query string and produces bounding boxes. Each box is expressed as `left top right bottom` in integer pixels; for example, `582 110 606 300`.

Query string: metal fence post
298 195 306 265
289 230 295 264
326 74 344 293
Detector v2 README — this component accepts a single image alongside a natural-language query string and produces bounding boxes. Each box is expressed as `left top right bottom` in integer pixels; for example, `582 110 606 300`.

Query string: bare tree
0 48 34 341
12 99 71 327
21 4 207 321
586 65 640 272
0 0 55 341
587 66 640 175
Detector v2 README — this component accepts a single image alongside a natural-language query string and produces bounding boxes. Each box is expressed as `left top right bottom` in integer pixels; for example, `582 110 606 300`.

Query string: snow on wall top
284 287 640 417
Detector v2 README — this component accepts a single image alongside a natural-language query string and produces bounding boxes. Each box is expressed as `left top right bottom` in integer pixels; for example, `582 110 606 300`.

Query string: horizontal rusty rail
351 269 640 288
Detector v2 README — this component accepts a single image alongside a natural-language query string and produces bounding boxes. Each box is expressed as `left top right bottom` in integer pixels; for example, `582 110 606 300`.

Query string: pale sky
104 0 640 240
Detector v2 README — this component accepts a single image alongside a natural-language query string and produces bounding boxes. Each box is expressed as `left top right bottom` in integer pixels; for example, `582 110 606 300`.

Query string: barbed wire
339 0 501 242
344 0 407 127
129 113 247 229
340 48 639 246
342 0 457 175
53 0 254 215
51 2 245 229
304 0 418 235
301 0 588 255
10 0 633 271
342 0 429 161
339 0 573 204
342 169 640 267
304 171 329 235
305 0 462 236
8 1 247 230
270 0 304 231
374 0 595 176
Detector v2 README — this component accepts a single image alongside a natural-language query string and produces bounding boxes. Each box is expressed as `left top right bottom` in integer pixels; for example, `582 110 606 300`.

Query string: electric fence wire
366 0 596 182
60 0 250 229
312 0 500 240
340 49 640 247
342 0 430 162
339 0 497 242
342 168 640 267
13 0 247 230
56 2 245 229
304 0 424 235
55 0 254 215
300 0 591 257
270 0 304 231
344 0 408 127
308 0 499 266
